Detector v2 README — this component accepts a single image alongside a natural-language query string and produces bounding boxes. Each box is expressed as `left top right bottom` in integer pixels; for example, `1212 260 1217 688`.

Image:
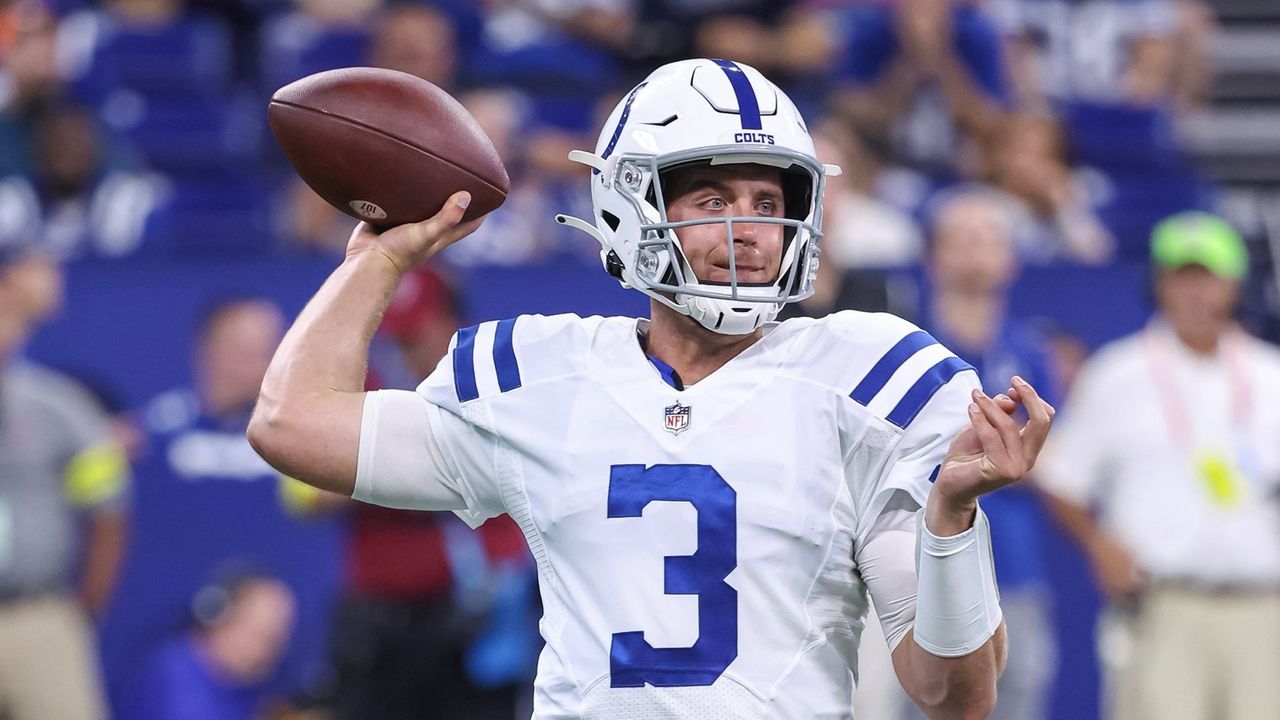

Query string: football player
249 59 1054 719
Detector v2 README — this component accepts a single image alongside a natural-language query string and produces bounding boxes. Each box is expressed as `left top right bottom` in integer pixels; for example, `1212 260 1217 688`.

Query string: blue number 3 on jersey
606 464 738 688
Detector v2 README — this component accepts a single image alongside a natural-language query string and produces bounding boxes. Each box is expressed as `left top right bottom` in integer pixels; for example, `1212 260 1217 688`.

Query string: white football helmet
556 59 840 335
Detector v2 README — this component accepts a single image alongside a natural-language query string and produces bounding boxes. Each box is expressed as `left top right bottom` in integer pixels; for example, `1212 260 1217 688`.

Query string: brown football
268 67 508 228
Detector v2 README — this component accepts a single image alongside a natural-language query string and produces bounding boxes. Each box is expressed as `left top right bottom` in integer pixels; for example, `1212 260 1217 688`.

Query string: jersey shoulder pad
813 311 976 430
425 313 608 406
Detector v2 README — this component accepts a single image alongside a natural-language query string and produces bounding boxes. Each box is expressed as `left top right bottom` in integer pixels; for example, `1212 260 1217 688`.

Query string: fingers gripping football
347 191 482 272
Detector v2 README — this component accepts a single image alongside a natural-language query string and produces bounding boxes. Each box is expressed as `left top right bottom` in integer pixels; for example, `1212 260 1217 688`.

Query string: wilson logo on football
349 200 388 220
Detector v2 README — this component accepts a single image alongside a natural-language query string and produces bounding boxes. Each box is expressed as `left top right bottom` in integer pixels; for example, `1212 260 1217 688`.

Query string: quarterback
250 59 1053 719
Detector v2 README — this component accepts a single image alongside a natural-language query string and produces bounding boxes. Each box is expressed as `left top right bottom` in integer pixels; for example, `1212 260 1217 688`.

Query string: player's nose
731 211 760 245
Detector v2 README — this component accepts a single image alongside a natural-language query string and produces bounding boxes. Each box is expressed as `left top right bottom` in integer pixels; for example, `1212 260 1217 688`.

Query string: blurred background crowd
2 0 1280 718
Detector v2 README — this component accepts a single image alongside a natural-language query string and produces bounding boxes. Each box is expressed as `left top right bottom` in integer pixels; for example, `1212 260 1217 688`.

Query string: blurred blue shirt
126 635 258 720
835 3 1009 171
97 389 342 717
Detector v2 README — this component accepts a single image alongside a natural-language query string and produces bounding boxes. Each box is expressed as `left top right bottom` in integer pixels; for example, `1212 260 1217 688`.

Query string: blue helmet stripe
849 330 938 405
887 357 975 429
492 318 522 393
711 59 762 130
598 81 648 173
452 324 480 402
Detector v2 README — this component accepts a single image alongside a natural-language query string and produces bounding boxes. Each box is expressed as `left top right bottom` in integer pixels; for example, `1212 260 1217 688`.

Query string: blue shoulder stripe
849 330 938 405
452 324 480 403
711 58 762 130
886 356 974 429
492 318 522 393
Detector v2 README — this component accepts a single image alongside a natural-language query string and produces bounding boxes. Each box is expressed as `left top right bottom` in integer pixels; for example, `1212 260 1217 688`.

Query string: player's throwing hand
933 375 1055 521
346 190 484 273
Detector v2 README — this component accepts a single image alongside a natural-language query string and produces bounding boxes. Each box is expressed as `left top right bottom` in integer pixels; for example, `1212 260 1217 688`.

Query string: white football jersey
416 311 977 719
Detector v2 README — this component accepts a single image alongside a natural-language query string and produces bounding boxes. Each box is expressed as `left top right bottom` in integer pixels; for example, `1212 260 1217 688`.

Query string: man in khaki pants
1039 212 1280 720
0 239 129 720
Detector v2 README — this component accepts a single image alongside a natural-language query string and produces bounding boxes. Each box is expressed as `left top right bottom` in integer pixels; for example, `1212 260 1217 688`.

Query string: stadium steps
1181 5 1280 185
1192 0 1280 338
1204 0 1280 23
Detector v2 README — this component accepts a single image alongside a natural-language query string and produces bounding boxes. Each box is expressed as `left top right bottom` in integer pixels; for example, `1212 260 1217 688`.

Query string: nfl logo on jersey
664 401 691 435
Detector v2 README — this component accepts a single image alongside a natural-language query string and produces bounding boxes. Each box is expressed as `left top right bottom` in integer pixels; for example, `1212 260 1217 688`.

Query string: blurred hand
346 191 483 273
695 16 777 71
928 376 1055 535
897 0 954 74
1088 533 1145 605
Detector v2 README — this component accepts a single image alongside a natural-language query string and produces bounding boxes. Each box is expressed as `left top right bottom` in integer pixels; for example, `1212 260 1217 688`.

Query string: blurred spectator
467 0 625 122
831 0 1009 176
98 296 342 717
126 570 297 720
58 0 236 104
0 102 169 258
258 0 377 95
1037 319 1090 398
618 0 835 88
280 266 536 720
989 0 1186 111
812 117 925 269
368 1 455 88
986 113 1114 264
1168 0 1215 111
0 237 130 720
0 2 61 172
440 88 567 266
54 0 273 255
907 188 1060 720
1038 212 1280 720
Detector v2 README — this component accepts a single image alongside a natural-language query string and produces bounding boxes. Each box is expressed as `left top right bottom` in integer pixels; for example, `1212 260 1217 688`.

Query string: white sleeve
850 353 980 650
854 369 981 546
353 389 467 511
855 491 921 651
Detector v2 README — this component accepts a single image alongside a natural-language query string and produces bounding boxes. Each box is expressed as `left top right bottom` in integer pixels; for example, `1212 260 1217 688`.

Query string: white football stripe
471 320 502 399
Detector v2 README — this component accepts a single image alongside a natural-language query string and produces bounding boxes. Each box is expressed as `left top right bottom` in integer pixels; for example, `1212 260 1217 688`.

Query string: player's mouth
705 261 770 284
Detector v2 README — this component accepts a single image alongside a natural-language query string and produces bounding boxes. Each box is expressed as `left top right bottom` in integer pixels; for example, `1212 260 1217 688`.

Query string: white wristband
912 506 1003 657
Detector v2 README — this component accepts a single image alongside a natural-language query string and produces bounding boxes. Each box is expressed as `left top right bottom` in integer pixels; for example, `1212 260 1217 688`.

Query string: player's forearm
932 59 1005 142
249 248 401 493
833 59 921 131
895 624 1005 720
1042 491 1101 549
900 499 1004 718
272 248 400 394
78 509 128 615
1124 36 1175 104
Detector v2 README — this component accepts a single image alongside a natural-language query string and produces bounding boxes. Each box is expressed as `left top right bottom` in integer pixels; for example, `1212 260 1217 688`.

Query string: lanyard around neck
1141 325 1252 448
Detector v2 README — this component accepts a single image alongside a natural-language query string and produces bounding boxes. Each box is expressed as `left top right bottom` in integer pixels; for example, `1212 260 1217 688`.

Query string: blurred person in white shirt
1038 211 1280 720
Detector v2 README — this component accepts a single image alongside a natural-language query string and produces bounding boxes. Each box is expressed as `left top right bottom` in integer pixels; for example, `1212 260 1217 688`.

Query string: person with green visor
1036 211 1280 720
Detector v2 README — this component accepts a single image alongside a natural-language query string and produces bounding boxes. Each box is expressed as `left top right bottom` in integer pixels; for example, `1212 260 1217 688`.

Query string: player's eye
703 197 726 211
756 199 778 215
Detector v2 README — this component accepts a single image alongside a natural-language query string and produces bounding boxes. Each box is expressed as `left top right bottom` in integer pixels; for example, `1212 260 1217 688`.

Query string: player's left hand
929 376 1055 533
